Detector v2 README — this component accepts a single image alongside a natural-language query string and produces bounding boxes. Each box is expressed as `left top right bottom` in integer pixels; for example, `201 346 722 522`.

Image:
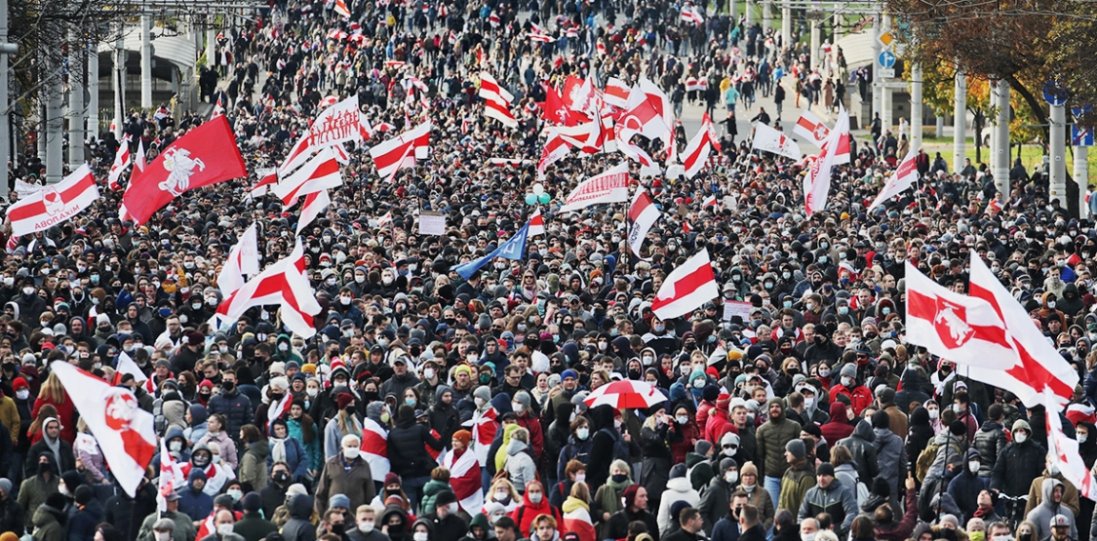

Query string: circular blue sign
878 51 896 69
1043 81 1069 106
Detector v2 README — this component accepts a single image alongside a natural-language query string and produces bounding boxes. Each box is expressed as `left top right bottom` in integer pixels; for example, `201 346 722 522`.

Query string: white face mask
927 408 939 419
968 461 980 474
512 402 525 413
1080 432 1089 443
156 532 172 541
359 521 375 533
15 390 28 400
841 376 854 387
576 427 589 440
413 532 429 541
217 524 234 535
801 533 816 541
725 471 739 484
474 397 486 408
343 447 361 460
676 415 690 425
424 368 435 380
447 502 459 514
575 473 586 483
495 490 509 501
528 492 543 504
307 388 319 398
1015 432 1028 443
803 397 815 409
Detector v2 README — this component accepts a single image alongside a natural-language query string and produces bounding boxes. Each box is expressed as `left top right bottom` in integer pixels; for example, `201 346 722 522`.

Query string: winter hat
695 440 713 457
839 363 857 378
877 387 896 405
816 462 836 477
740 461 758 478
562 369 578 381
871 410 891 429
669 463 687 479
74 485 94 505
268 376 289 392
719 458 738 472
384 472 402 486
335 392 354 410
785 439 806 461
513 390 531 407
11 378 27 391
721 432 740 448
286 483 308 498
452 429 472 447
242 492 262 512
435 490 457 507
1013 419 1032 433
473 385 491 403
330 494 351 510
702 384 720 402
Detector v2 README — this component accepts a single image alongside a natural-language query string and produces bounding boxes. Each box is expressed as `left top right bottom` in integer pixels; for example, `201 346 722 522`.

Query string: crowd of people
0 0 1093 541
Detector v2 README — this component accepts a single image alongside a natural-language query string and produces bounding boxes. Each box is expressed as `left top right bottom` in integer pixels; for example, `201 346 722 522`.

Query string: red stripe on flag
651 263 714 312
7 172 96 221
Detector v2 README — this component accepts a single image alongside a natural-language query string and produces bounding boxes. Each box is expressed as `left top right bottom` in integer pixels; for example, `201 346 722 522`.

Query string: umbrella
584 380 668 410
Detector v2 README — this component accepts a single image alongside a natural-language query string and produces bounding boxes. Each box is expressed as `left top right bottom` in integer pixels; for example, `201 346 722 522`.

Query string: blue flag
454 223 529 280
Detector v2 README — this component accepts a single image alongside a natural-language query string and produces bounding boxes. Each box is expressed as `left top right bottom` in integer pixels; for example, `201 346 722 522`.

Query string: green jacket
755 409 802 479
777 461 816 514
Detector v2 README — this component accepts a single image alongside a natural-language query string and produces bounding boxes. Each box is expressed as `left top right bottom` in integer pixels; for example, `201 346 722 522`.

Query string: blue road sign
878 51 896 69
1043 81 1069 106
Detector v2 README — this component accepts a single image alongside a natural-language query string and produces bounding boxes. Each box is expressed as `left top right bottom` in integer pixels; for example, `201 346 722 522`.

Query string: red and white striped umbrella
584 380 667 410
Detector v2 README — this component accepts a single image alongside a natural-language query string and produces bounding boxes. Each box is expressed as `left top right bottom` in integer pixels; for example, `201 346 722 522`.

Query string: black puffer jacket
207 388 253 437
387 405 444 478
991 438 1047 497
836 420 879 484
972 420 1008 476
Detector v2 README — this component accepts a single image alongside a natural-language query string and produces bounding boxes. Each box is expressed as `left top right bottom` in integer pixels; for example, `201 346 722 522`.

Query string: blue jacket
711 515 740 541
178 473 213 521
267 436 311 481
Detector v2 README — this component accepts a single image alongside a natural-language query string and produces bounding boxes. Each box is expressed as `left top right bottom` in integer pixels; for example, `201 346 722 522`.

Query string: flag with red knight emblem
652 249 719 320
50 361 156 497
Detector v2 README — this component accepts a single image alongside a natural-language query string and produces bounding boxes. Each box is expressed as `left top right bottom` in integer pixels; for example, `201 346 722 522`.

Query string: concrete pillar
1049 103 1067 207
910 63 923 150
871 12 881 119
780 0 791 48
113 28 124 139
140 15 152 109
45 65 64 183
810 19 821 71
1076 146 1089 218
954 70 966 174
992 79 1010 198
67 29 85 168
0 0 10 197
744 0 752 29
729 0 736 20
935 116 944 138
86 37 99 139
762 0 772 34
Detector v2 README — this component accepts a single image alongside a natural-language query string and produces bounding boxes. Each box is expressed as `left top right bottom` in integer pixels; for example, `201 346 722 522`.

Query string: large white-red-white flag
964 251 1079 408
479 71 518 128
114 351 148 385
279 95 369 176
558 163 631 213
528 208 545 237
50 361 155 497
1045 397 1097 500
468 406 498 467
616 79 673 149
249 169 278 199
440 447 483 514
360 417 391 481
369 121 431 182
334 0 351 18
218 223 261 296
603 77 631 109
903 262 1015 370
803 107 849 215
273 147 343 207
296 190 332 236
868 148 920 210
682 113 721 178
107 137 132 190
7 164 99 236
627 189 660 258
751 123 802 160
652 249 719 320
215 241 321 338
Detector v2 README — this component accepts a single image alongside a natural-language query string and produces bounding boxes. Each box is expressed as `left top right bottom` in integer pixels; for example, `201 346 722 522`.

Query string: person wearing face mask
827 364 872 417
509 480 561 539
946 448 989 522
698 457 739 533
142 507 196 541
425 490 469 541
991 419 1047 501
347 505 389 541
13 278 45 330
388 405 445 511
316 434 376 517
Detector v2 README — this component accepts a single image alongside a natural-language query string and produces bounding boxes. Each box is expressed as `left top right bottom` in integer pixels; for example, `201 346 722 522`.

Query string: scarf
598 477 631 516
270 437 288 464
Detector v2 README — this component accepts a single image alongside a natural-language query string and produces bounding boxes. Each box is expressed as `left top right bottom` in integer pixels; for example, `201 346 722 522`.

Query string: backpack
915 439 941 483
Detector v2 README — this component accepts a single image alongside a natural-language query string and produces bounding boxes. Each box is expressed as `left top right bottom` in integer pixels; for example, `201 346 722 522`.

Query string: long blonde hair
39 371 67 404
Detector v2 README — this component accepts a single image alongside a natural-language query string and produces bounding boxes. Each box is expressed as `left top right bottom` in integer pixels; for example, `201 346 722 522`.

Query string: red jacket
820 402 855 445
704 408 737 446
510 481 561 537
828 383 872 417
32 394 77 444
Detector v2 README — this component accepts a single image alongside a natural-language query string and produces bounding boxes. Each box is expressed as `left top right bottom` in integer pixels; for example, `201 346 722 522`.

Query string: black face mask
221 381 235 393
38 462 51 475
273 471 290 484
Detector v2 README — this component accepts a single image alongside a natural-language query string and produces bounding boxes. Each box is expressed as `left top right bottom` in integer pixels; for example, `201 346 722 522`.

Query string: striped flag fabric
214 241 320 338
249 169 278 199
360 417 391 481
603 77 631 108
107 136 132 190
334 0 351 18
627 190 659 258
440 447 483 514
7 164 99 236
368 121 432 182
682 113 721 178
652 249 718 320
469 406 498 467
274 147 343 207
479 71 518 128
296 190 331 235
218 223 261 296
528 208 545 236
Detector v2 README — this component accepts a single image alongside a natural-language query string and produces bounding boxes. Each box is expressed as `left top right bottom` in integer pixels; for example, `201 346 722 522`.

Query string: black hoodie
387 405 443 478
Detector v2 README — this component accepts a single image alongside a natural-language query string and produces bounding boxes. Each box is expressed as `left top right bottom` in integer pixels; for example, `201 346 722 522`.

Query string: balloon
525 194 538 205
532 183 545 195
538 193 551 204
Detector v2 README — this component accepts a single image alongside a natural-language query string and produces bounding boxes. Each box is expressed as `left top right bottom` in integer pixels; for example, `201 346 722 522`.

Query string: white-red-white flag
135 139 146 172
334 0 352 19
369 121 431 182
627 189 660 258
652 249 719 320
794 110 831 145
376 211 394 229
903 262 1015 370
274 147 343 207
6 164 99 236
869 148 920 210
1045 397 1097 500
215 241 321 338
250 168 278 199
751 123 802 160
50 361 155 497
468 406 498 467
296 190 331 236
360 417 391 481
965 251 1079 408
603 77 631 109
218 223 261 296
680 5 705 25
212 95 226 117
616 79 674 149
114 351 148 384
479 71 518 128
528 208 545 237
279 95 366 176
107 137 132 190
682 113 722 178
558 163 631 213
803 107 849 215
440 448 483 514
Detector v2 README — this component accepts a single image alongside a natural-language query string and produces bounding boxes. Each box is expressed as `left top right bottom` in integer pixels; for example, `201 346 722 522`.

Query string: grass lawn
917 136 1095 186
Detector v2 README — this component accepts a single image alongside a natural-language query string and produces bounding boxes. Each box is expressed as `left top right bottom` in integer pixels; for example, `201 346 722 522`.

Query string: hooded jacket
281 493 317 541
972 418 1007 477
656 476 700 535
836 420 879 484
387 406 443 478
820 402 854 444
755 399 801 478
1025 477 1076 541
509 482 561 537
504 436 537 493
991 433 1046 497
428 385 461 443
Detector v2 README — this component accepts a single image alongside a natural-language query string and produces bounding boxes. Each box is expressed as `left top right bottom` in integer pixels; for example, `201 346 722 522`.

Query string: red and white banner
682 113 721 178
107 137 132 189
218 223 261 296
563 505 597 541
296 190 331 235
904 261 1015 370
120 116 247 225
965 251 1079 408
627 190 659 258
652 249 719 320
215 242 321 338
603 77 631 109
680 5 705 25
249 169 278 199
616 78 673 149
334 0 351 18
369 121 431 182
50 361 155 497
274 147 343 207
479 71 518 128
115 351 148 384
868 148 920 210
685 77 708 92
528 208 545 237
794 111 831 145
440 448 483 514
7 164 99 236
558 163 631 213
279 95 367 176
1045 399 1097 500
803 108 849 216
360 417 391 481
751 123 802 160
469 406 498 467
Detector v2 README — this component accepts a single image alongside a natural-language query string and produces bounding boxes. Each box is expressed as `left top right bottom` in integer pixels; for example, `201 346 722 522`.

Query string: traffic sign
878 51 896 69
878 30 894 48
878 68 895 79
1043 81 1069 106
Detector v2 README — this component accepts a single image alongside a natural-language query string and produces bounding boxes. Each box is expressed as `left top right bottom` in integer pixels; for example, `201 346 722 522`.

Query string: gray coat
872 426 907 497
797 478 858 534
1026 477 1075 541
